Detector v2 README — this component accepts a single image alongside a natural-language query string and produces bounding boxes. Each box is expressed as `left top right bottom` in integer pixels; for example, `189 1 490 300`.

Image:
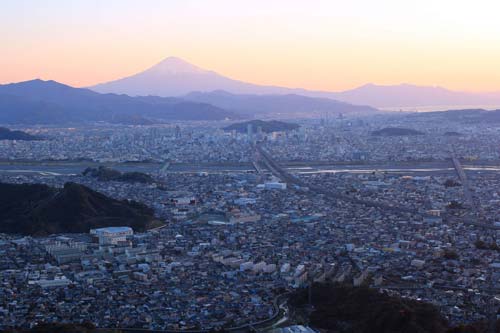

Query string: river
0 161 499 176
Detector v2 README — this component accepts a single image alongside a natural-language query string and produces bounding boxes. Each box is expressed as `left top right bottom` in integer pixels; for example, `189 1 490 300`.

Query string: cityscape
1 1 500 333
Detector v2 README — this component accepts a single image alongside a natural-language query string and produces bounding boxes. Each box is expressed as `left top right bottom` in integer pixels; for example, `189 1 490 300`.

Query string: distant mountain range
89 57 500 108
184 90 377 115
0 79 377 124
90 57 310 97
0 182 157 236
0 79 237 124
333 83 500 108
2 57 497 125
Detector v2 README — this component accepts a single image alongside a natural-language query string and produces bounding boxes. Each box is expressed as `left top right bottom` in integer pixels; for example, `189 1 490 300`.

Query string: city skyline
2 0 500 92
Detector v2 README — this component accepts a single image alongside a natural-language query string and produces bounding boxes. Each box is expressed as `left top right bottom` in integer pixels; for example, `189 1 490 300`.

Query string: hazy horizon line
2 55 500 96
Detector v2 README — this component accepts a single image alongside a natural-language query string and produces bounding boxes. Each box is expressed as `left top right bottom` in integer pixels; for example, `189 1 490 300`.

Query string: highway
451 153 475 208
450 153 500 230
256 145 500 231
255 144 419 215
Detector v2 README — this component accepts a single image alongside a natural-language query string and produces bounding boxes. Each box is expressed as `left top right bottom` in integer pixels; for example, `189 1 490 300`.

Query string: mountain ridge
184 90 377 115
89 57 500 108
0 182 157 236
334 83 500 108
0 79 238 124
0 127 41 141
90 56 304 97
0 79 378 124
223 120 300 133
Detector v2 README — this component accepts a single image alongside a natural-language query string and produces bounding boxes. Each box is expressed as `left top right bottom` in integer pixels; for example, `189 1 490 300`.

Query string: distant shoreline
380 104 500 112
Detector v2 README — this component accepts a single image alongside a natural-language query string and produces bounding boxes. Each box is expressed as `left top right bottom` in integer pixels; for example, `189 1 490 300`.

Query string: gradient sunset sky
2 0 500 92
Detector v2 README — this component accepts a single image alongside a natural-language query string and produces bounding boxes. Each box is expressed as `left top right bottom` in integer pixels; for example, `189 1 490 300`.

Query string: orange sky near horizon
2 0 500 92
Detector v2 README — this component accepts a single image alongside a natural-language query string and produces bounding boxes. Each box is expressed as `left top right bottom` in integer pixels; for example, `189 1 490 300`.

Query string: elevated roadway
255 145 418 214
451 153 475 208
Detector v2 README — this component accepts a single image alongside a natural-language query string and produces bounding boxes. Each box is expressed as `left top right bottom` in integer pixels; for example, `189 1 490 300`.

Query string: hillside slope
0 182 156 236
0 79 237 124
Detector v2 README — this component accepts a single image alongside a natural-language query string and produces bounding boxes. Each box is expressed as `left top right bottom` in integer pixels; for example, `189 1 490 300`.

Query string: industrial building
90 226 133 245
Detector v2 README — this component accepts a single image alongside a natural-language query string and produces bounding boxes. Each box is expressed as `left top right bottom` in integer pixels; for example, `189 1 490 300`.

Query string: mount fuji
90 57 500 108
90 57 304 97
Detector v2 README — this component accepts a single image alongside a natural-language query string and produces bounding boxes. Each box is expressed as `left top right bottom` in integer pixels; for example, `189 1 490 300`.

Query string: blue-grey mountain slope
89 57 500 108
0 79 237 124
